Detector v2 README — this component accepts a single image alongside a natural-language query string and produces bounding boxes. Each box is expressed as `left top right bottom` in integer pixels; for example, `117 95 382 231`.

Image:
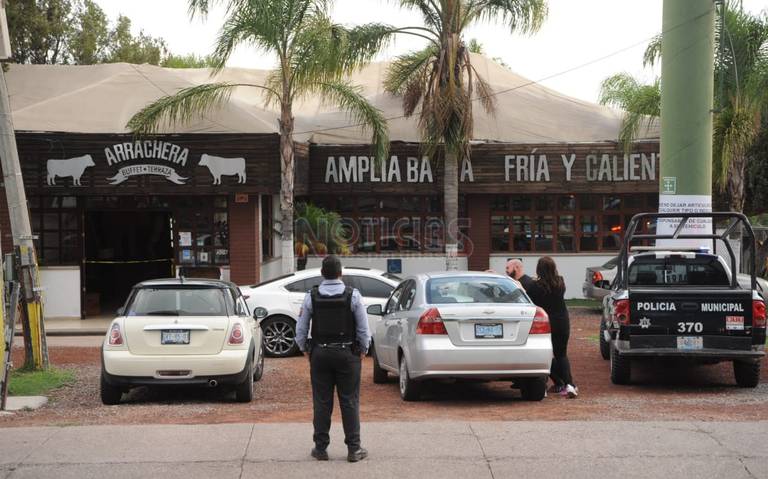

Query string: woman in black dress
525 256 578 398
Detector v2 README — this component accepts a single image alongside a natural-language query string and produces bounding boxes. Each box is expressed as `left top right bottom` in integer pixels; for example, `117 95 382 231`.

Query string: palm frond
384 46 438 97
643 34 662 67
470 63 496 115
290 16 395 90
599 73 661 150
310 80 390 163
466 0 548 34
126 82 278 135
187 0 250 19
391 0 442 32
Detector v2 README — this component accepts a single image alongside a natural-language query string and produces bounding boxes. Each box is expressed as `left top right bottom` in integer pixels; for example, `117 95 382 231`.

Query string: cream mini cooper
100 278 264 405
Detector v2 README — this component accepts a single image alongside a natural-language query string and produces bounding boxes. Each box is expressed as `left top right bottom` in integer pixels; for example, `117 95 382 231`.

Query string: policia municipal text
296 255 371 462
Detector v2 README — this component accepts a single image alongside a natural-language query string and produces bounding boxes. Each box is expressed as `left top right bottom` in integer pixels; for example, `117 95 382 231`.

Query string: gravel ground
4 309 768 426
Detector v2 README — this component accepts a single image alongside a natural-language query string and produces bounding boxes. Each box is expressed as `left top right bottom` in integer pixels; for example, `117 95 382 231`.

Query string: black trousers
310 346 362 451
550 319 574 387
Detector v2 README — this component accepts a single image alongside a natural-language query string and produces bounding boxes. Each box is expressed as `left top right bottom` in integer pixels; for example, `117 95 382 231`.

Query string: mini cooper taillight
529 307 551 334
416 308 447 335
228 323 245 345
108 323 123 346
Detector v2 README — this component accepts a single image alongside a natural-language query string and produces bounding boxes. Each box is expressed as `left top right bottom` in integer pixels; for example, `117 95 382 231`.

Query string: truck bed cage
617 212 756 290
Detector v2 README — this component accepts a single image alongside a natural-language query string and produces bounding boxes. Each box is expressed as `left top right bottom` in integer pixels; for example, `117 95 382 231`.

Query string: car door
235 288 261 355
377 283 406 368
283 276 324 316
391 280 417 359
348 275 396 339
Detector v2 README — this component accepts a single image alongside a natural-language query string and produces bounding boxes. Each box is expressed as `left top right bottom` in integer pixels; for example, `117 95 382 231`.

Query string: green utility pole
658 0 716 240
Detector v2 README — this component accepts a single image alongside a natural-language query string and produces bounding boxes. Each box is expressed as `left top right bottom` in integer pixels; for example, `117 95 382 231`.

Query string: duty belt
316 342 354 349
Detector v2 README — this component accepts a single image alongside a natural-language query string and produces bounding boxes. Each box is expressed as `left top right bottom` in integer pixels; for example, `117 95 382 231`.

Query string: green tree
162 53 218 68
105 15 167 65
127 0 391 274
7 0 73 64
383 0 547 267
68 0 109 64
599 2 768 212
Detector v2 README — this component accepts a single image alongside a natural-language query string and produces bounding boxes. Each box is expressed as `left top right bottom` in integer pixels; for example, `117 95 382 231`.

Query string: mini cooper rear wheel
100 373 123 405
253 344 265 382
235 358 254 402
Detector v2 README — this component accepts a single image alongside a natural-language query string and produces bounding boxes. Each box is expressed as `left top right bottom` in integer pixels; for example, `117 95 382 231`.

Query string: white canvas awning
6 55 659 143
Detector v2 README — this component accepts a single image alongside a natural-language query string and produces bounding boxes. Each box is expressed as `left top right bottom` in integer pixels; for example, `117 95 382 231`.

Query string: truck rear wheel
734 360 761 388
610 345 631 385
599 320 610 360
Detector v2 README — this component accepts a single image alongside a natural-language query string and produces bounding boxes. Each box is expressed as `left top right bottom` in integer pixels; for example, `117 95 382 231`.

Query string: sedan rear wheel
262 316 299 357
372 346 388 384
398 355 421 401
519 377 547 401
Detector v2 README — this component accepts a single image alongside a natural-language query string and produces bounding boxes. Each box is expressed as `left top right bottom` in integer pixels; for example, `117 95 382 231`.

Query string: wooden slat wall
308 141 660 195
15 133 282 195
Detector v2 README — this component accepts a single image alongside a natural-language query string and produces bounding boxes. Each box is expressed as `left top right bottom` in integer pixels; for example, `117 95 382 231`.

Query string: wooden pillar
466 195 490 271
228 195 261 285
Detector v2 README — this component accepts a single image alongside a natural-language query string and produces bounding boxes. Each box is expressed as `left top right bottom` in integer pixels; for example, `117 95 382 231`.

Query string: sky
93 0 767 104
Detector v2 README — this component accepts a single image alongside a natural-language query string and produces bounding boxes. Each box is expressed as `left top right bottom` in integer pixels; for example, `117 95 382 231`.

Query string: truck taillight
530 307 550 334
613 299 630 326
416 308 447 335
753 300 766 328
228 323 245 344
592 271 603 284
108 323 123 346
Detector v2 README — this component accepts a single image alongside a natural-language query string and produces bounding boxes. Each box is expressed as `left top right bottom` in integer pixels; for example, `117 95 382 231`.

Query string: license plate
161 330 190 345
475 323 503 339
677 336 703 350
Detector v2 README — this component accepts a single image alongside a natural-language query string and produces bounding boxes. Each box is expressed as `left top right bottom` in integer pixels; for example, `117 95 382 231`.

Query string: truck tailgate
628 288 756 348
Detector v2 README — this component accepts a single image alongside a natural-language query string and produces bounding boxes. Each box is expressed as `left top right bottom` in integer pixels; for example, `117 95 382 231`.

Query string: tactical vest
310 285 356 343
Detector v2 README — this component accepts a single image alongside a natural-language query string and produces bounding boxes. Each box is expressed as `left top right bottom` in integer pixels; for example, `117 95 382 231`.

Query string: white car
100 279 264 405
242 267 400 357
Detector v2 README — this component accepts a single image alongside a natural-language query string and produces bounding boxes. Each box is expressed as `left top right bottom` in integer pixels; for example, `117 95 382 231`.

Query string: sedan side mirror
116 307 124 317
367 304 383 316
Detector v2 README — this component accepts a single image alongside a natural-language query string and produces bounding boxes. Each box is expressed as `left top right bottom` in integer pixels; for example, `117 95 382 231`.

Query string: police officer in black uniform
295 255 371 462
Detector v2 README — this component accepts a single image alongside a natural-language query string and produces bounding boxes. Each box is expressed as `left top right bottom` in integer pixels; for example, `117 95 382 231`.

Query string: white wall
305 255 468 277
490 254 615 299
260 257 284 282
40 266 80 318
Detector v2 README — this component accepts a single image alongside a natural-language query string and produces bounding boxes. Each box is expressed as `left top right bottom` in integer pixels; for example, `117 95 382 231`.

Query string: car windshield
427 276 528 304
127 287 232 316
628 256 730 286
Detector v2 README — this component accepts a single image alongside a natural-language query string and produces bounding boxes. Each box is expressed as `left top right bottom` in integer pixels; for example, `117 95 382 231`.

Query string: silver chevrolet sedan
367 272 553 401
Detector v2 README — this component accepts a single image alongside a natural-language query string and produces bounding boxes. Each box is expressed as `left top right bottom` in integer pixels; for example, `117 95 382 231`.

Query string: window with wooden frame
261 195 274 259
175 196 229 266
29 196 80 266
297 195 460 254
490 194 657 253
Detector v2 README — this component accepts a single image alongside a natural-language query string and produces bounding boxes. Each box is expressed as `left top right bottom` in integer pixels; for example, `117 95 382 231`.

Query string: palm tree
383 0 547 269
127 0 392 274
599 2 768 212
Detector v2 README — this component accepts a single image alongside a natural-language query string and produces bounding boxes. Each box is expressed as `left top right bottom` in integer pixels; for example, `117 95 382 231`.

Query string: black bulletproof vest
310 285 356 343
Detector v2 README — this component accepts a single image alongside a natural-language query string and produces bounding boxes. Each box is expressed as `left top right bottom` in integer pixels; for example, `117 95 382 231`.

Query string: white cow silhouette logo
198 154 246 184
46 154 95 186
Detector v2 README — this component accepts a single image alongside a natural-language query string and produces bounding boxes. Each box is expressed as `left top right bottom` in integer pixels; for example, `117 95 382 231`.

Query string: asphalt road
1 421 766 479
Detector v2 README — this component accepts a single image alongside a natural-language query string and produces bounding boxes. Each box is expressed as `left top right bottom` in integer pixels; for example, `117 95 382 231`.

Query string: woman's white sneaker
565 384 578 399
